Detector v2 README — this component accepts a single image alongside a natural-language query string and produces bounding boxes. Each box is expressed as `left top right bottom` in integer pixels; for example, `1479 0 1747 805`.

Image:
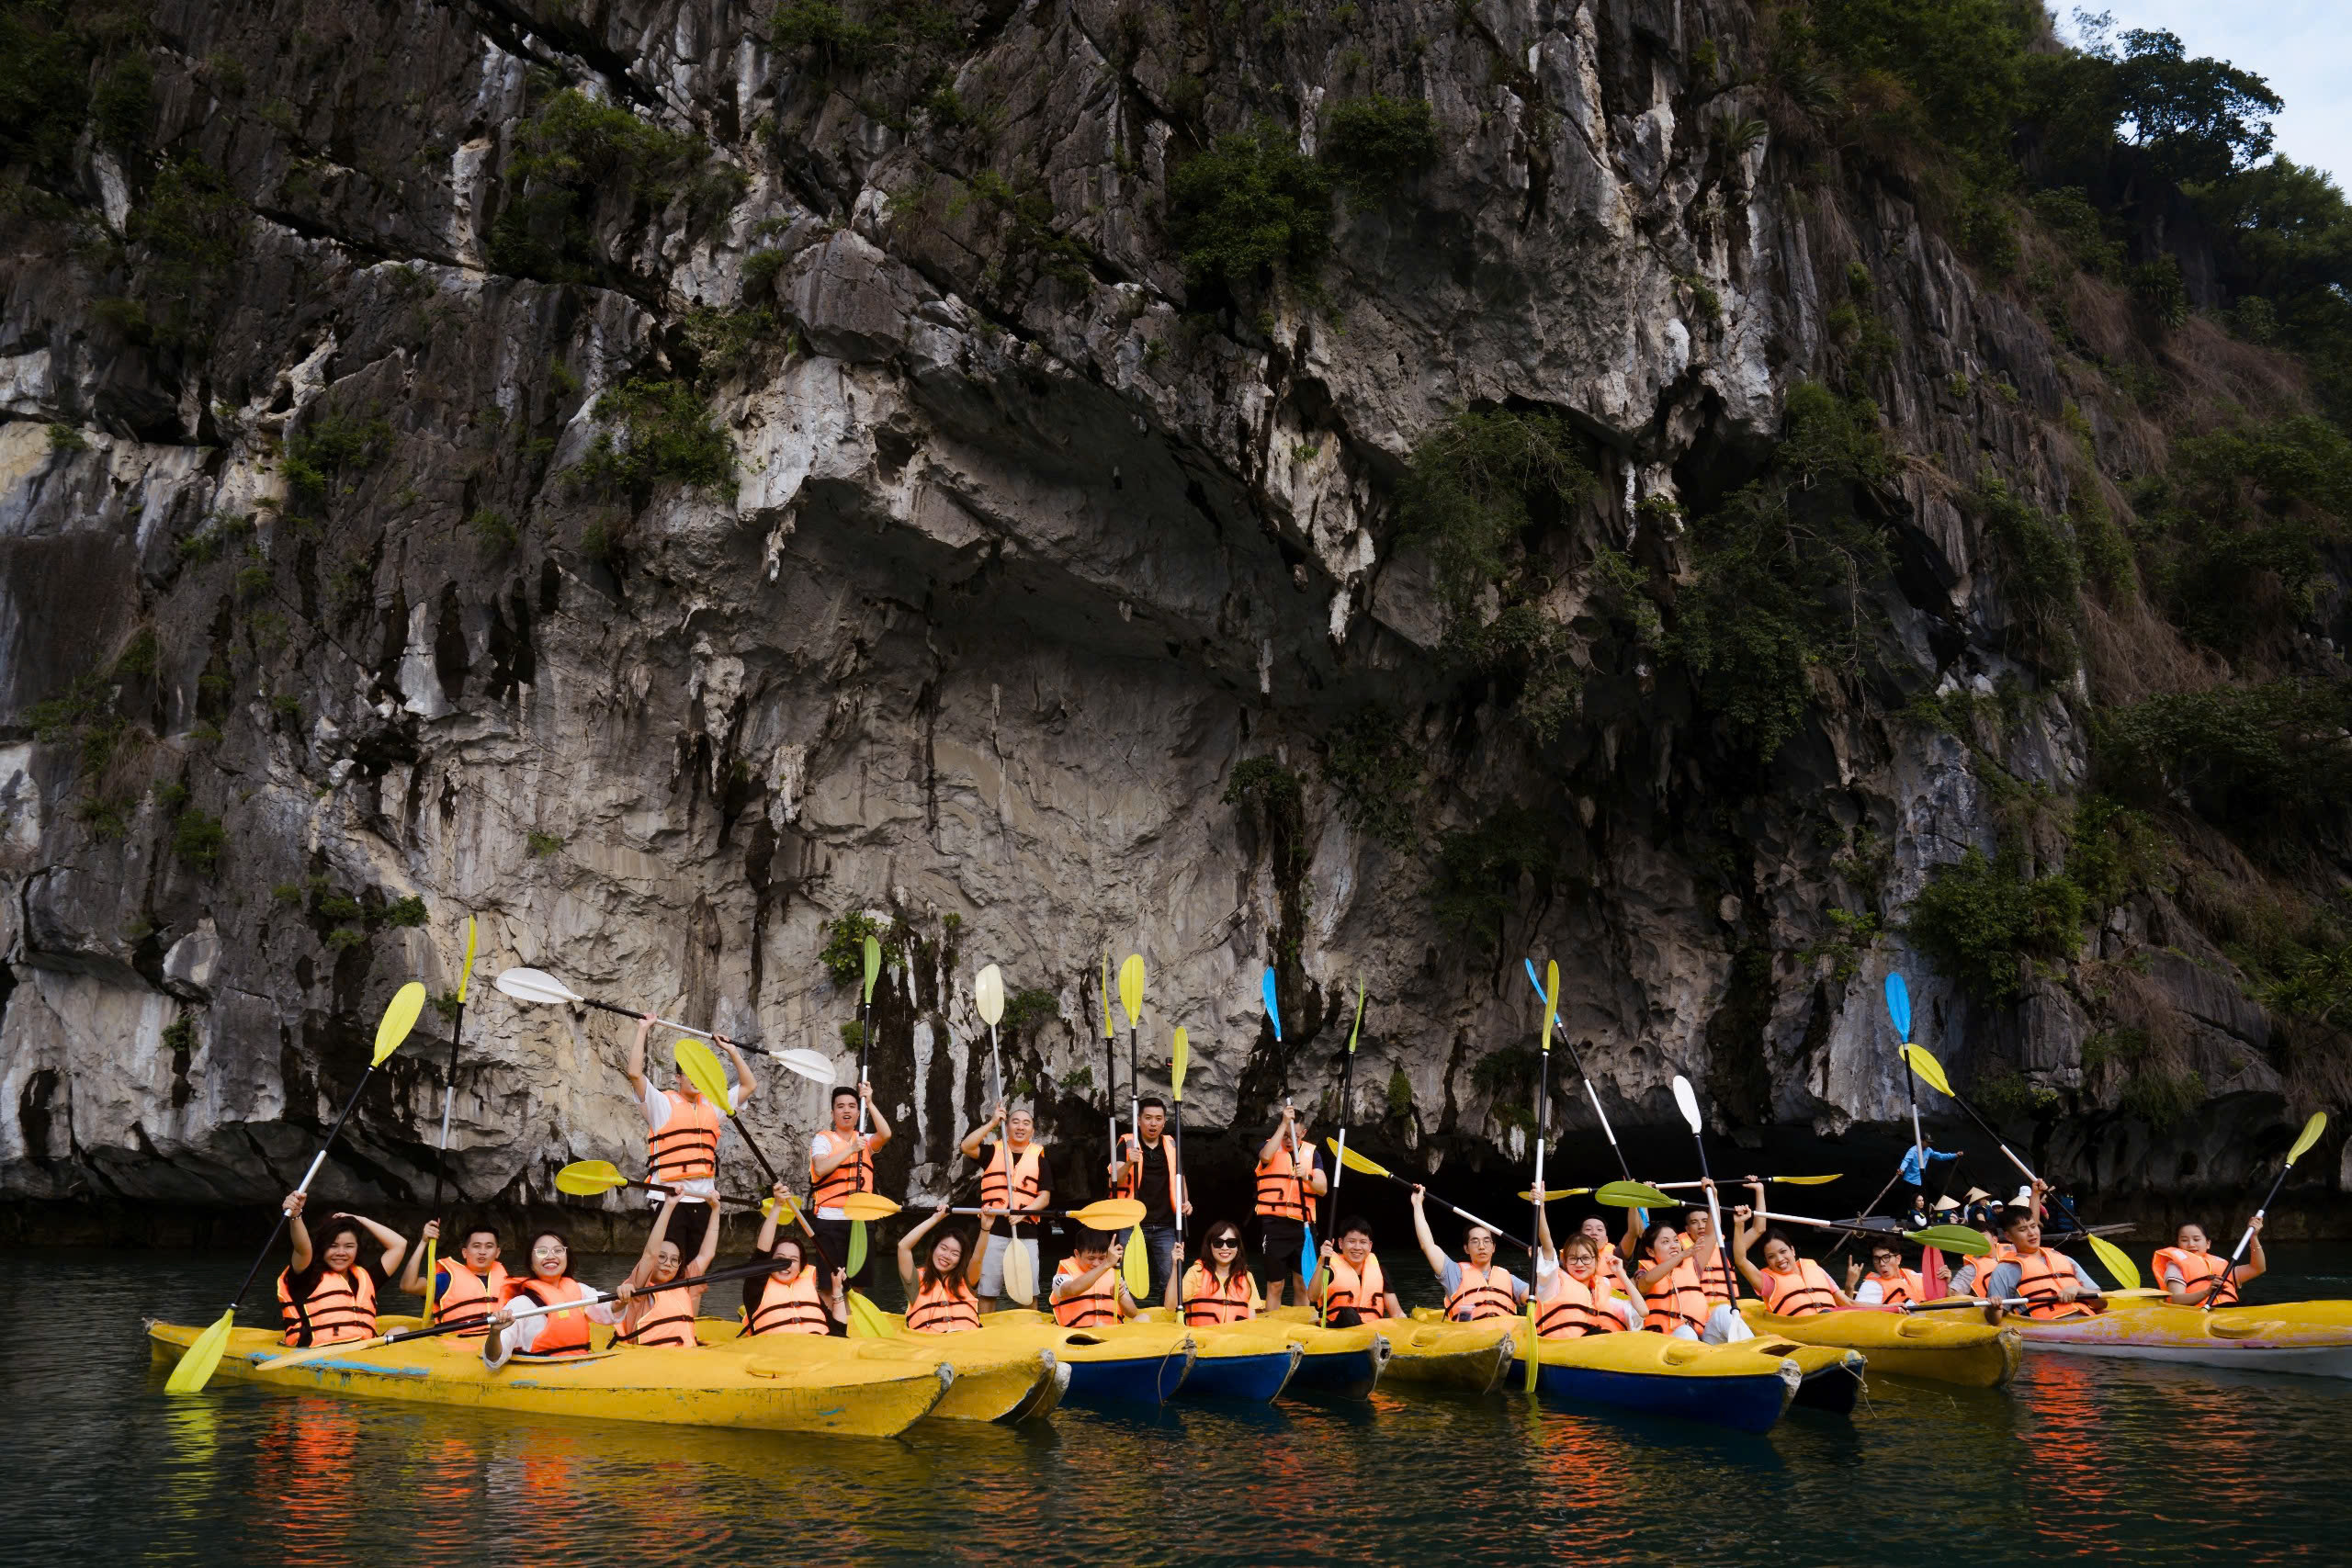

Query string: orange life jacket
2011 1247 2096 1320
1642 1254 1710 1336
513 1276 595 1356
907 1274 982 1334
746 1268 831 1336
1679 1232 1738 1309
1964 1242 2018 1298
1253 1144 1316 1221
1759 1258 1841 1317
614 1280 699 1347
648 1089 721 1186
980 1140 1046 1228
1114 1133 1182 1213
1864 1267 1925 1308
277 1265 379 1346
1315 1251 1387 1317
2153 1247 2238 1306
1052 1258 1125 1328
808 1127 875 1212
1535 1268 1625 1338
1445 1260 1518 1321
1179 1261 1260 1326
431 1258 512 1335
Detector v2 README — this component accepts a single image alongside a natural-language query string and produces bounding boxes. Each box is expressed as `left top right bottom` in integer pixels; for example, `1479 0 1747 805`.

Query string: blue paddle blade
1261 967 1282 1043
1300 1224 1317 1290
1883 973 1912 1043
1523 957 1546 1002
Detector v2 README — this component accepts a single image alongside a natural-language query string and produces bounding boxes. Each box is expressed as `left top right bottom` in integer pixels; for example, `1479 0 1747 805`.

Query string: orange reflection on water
250 1399 362 1568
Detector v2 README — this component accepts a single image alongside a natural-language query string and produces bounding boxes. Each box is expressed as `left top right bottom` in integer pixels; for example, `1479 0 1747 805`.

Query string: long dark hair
283 1214 368 1304
1196 1221 1249 1284
918 1224 975 1292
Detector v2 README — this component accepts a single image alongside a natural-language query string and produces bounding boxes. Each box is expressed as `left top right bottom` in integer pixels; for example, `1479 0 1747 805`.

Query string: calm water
3 1247 2347 1566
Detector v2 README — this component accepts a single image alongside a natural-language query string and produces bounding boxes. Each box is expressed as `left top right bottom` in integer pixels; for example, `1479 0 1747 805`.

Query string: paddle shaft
218 1064 385 1325
566 990 720 1042
1827 1164 1909 1261
1322 1036 1358 1325
1683 1102 1730 1322
1926 1078 2102 1238
393 1254 806 1353
424 987 466 1325
1560 1035 1634 1184
2209 1158 2296 1309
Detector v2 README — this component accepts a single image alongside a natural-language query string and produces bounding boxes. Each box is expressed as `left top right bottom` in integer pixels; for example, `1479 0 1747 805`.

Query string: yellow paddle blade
1100 947 1114 1039
836 1192 902 1223
2086 1232 2141 1290
846 1220 868 1277
373 981 427 1066
1541 959 1559 1053
975 964 1004 1028
846 1291 892 1338
555 1159 628 1197
757 1192 801 1225
457 914 478 1003
1119 954 1146 1029
2288 1111 2328 1166
861 935 882 1005
1171 1027 1190 1100
1770 1174 1844 1186
1001 1232 1037 1304
1347 980 1366 1054
1069 1198 1148 1231
1324 1137 1391 1179
1121 1224 1149 1295
1901 1043 1954 1099
1597 1179 1675 1209
164 1310 236 1394
1518 1188 1579 1202
1523 1301 1539 1393
673 1038 733 1111
1906 1224 1993 1256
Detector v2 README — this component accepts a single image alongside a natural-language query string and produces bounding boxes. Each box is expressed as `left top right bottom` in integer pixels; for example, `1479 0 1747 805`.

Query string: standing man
1115 1095 1189 1303
959 1101 1053 1308
809 1080 891 1287
1253 1103 1327 1307
625 1013 758 1258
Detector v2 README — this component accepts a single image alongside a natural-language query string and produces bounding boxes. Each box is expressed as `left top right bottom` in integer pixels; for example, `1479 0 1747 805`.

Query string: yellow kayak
2003 1299 2352 1378
695 1318 1066 1421
1508 1324 1860 1433
1738 1303 2022 1387
1378 1309 1518 1393
862 1311 1197 1406
146 1320 950 1438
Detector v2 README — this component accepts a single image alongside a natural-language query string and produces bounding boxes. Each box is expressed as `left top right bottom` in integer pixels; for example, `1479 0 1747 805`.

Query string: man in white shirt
625 1013 759 1258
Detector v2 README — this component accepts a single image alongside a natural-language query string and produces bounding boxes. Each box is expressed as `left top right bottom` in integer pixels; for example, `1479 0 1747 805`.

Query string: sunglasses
1209 1237 1239 1248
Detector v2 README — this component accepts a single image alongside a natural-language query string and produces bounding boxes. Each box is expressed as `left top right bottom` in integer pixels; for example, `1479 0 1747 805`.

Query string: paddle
1170 1023 1191 1279
1100 947 1119 1241
1749 1207 1994 1255
951 1199 1149 1229
1902 1286 2172 1314
973 963 1035 1306
1668 1075 1734 1326
1652 1174 1843 1190
1325 1140 1532 1251
2205 1111 2328 1309
493 967 832 1083
670 1041 852 1289
1523 958 1559 1390
553 1160 770 1210
848 934 883 1275
1522 960 1634 1185
1595 1179 1677 1209
257 1251 807 1371
1262 966 1316 1288
846 1290 895 1338
1117 953 1150 1300
1321 981 1367 1328
1875 970 1943 1291
1901 1043 2141 1289
422 915 479 1328
165 982 428 1394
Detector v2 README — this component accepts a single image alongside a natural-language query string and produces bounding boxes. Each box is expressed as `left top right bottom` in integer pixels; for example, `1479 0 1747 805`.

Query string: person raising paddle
899 1204 985 1333
741 1182 846 1336
1408 1186 1529 1322
1975 1182 2106 1320
1052 1227 1140 1328
958 1101 1052 1308
1732 1190 1855 1318
398 1218 507 1337
1253 1104 1327 1307
1530 1207 1638 1337
608 1191 719 1348
810 1080 891 1288
276 1193 407 1347
2154 1218 2266 1307
625 1012 758 1261
1634 1214 1744 1341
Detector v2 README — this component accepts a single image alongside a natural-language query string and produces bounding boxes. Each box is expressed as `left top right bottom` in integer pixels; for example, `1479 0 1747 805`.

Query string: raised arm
959 1106 1005 1161
340 1211 409 1276
285 1190 313 1272
1053 1247 1120 1303
399 1219 442 1296
625 1013 655 1104
1258 1108 1296 1164
716 1034 759 1108
1729 1206 1769 1295
754 1182 788 1254
2234 1215 2267 1289
1408 1188 1449 1276
861 1078 893 1146
628 1195 680 1291
897 1204 946 1295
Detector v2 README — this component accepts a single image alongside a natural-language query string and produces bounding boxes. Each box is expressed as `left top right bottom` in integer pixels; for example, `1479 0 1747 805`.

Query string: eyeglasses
1210 1238 1239 1249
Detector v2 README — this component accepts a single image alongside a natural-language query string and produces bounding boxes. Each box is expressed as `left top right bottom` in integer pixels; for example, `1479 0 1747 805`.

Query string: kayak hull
2006 1300 2352 1378
943 1314 1197 1407
1174 1344 1301 1403
1789 1348 1868 1414
1510 1325 1813 1435
1739 1303 2022 1388
1376 1316 1517 1394
699 1323 1065 1423
146 1320 949 1438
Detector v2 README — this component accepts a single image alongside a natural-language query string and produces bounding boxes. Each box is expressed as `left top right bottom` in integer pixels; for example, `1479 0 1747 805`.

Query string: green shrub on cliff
576 378 734 502
1319 95 1439 201
1905 847 2087 1003
1166 126 1331 291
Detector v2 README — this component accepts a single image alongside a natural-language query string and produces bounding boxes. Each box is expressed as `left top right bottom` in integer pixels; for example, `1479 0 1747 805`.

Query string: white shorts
1702 1303 1755 1344
978 1231 1038 1299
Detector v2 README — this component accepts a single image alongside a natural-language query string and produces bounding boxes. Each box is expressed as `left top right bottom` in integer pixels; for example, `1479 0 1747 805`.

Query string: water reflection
2 1251 2346 1566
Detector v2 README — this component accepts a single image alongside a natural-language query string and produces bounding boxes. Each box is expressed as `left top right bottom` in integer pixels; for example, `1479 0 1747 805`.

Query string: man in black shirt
959 1103 1055 1307
1117 1096 1189 1303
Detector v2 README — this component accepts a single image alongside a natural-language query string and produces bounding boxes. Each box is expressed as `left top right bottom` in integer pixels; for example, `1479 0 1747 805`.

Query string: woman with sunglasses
1168 1220 1261 1325
741 1179 847 1336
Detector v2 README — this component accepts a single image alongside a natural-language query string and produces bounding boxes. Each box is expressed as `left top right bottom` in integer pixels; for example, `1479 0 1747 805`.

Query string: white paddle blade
1671 1075 1702 1134
770 1047 836 1086
976 964 1005 1028
494 966 581 1006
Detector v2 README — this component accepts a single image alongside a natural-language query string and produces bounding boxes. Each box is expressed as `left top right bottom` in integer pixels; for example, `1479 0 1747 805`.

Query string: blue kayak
1176 1343 1302 1404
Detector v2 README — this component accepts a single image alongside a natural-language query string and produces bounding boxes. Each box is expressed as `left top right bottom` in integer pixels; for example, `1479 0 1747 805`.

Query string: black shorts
1257 1217 1306 1274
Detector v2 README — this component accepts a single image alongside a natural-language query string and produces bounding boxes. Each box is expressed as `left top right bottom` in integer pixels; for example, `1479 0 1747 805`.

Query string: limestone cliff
4 0 2345 1241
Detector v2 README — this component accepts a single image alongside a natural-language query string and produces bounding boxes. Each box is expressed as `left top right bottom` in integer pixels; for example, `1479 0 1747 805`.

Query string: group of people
268 1014 2275 1358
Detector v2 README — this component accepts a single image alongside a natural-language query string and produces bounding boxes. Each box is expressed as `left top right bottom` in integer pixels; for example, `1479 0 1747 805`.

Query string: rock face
1 0 2341 1236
